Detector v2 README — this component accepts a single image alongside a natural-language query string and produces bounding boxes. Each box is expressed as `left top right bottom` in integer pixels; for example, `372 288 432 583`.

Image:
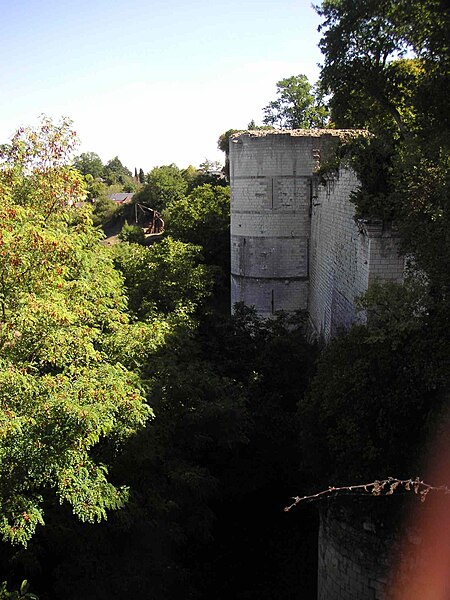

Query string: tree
133 164 188 212
181 161 227 193
113 237 214 318
217 129 240 181
247 120 274 131
73 152 104 179
138 168 145 184
0 118 155 545
315 0 450 280
298 278 447 487
262 74 329 129
0 580 37 599
91 193 121 227
164 184 230 269
118 223 145 244
0 116 86 215
103 156 134 189
316 0 449 138
308 0 450 491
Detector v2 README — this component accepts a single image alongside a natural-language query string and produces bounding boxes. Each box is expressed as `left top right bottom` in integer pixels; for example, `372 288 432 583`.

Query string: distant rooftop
108 193 134 203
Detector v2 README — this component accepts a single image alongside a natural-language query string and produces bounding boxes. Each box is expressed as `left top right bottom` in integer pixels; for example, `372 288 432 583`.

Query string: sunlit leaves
113 238 214 318
0 119 156 544
262 74 329 129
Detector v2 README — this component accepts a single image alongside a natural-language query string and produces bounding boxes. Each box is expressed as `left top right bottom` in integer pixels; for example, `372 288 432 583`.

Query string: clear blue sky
0 0 324 172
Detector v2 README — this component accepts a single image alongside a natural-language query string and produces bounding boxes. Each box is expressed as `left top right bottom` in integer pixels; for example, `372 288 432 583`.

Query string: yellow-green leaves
0 119 157 544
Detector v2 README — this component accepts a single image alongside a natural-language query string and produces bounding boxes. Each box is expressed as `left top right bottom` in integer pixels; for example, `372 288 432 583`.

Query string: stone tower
229 130 405 339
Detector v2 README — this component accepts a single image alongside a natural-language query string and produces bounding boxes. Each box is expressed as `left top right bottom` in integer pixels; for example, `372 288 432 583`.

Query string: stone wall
308 170 404 340
318 506 391 600
308 168 370 339
229 130 405 338
230 131 319 318
317 502 437 600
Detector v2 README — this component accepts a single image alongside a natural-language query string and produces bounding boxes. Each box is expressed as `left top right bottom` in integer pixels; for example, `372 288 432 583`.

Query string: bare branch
284 477 450 512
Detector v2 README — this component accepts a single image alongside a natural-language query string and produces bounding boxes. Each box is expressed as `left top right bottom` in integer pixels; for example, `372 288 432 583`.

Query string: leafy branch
285 477 450 512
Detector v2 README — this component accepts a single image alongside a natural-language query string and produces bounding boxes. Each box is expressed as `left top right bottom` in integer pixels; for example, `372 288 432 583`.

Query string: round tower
229 130 320 317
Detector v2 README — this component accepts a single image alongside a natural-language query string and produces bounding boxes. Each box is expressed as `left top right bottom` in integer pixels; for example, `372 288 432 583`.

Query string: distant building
108 193 134 204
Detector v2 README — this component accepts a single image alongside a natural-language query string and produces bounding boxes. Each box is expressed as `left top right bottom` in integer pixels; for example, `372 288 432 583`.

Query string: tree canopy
304 0 450 489
316 0 450 137
262 74 329 129
72 152 104 179
163 184 230 270
133 164 187 212
0 118 157 545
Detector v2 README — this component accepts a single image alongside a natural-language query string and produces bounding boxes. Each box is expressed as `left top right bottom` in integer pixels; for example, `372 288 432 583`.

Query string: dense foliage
2 4 447 594
262 74 329 129
163 184 230 270
0 118 158 546
301 0 450 488
132 164 188 212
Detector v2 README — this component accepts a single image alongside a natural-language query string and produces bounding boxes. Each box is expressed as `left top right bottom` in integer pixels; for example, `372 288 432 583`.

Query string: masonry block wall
318 506 391 600
230 131 318 317
318 503 435 600
229 130 405 338
308 168 370 339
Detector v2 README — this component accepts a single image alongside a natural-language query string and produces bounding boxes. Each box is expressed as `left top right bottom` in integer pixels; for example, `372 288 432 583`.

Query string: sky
0 0 324 172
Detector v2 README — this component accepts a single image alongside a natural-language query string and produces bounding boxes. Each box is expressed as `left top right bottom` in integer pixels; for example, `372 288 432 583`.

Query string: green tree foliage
91 194 121 227
397 150 450 297
34 320 249 600
193 160 227 191
197 305 317 491
0 118 154 545
164 184 230 269
180 164 198 190
103 156 135 191
181 162 226 193
217 129 240 180
262 74 329 129
112 238 214 318
83 174 107 202
133 165 187 212
316 0 449 138
0 580 37 599
247 120 274 131
0 117 86 215
0 118 320 598
299 279 446 485
35 304 316 600
316 0 450 281
118 223 145 244
138 168 145 184
302 1 450 492
72 152 104 179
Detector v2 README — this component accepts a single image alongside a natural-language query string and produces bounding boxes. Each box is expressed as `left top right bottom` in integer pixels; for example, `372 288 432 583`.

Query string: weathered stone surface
229 130 405 340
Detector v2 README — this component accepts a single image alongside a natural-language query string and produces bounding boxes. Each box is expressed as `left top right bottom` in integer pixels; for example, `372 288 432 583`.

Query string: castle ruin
229 129 405 340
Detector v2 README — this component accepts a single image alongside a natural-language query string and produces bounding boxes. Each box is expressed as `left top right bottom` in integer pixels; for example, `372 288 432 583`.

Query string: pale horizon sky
0 0 324 173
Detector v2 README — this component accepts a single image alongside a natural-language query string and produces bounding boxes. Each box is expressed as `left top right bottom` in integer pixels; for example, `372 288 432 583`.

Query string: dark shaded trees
316 0 450 138
112 238 214 318
300 0 450 491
